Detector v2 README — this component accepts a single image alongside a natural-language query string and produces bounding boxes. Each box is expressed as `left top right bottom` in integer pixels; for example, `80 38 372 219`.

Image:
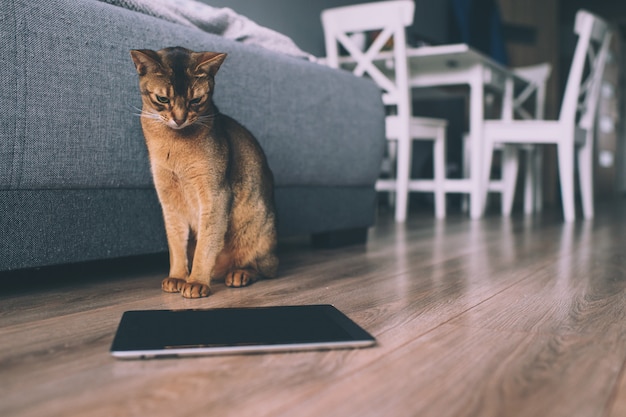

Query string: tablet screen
110 305 375 359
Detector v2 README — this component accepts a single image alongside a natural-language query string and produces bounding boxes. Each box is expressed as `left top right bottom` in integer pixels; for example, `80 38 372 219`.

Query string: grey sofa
0 0 385 271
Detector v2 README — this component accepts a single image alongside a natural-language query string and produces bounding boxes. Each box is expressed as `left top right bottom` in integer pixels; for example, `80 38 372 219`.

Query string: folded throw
97 0 315 60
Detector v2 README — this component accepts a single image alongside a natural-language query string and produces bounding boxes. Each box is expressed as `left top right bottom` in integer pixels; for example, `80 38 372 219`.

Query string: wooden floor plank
267 322 624 417
447 222 626 336
608 362 626 417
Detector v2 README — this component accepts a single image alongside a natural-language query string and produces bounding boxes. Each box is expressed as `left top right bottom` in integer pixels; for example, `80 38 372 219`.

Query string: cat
130 46 278 298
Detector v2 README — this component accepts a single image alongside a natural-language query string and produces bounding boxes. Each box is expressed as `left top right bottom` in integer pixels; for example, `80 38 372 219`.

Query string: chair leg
577 130 595 219
523 146 544 214
394 133 412 223
557 141 576 222
533 147 543 212
387 141 397 208
523 148 534 215
501 145 519 216
461 133 470 213
433 127 446 219
482 136 496 216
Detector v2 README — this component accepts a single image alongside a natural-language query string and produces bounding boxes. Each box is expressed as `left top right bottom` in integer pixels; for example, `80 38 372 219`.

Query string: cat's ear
194 52 227 78
130 49 162 76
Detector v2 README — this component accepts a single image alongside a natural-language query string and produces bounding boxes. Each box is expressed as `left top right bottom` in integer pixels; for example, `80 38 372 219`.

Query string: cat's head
130 47 226 130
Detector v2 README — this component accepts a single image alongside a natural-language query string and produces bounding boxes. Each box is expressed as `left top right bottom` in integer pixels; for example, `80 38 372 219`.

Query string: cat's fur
130 46 278 298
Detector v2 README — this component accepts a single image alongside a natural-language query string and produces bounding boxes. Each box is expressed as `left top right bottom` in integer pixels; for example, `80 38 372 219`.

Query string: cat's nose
173 118 185 127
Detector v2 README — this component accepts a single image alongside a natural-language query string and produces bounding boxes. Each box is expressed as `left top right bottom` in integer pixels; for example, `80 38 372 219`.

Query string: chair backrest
321 0 415 107
512 63 552 120
559 9 612 130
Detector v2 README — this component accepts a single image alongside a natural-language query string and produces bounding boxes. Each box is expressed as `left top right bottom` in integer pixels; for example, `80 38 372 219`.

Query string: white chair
321 0 448 222
462 63 551 216
481 10 612 222
511 63 552 215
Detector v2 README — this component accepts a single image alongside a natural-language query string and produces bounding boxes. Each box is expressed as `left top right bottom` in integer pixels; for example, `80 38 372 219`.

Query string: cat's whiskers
195 120 211 128
197 112 219 122
143 111 162 121
128 105 144 117
194 114 218 128
129 105 164 123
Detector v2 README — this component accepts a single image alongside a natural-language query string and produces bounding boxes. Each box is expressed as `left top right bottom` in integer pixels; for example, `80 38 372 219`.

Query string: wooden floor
2 199 626 417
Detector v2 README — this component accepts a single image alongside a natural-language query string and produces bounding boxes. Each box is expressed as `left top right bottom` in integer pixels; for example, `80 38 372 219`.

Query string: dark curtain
449 0 508 65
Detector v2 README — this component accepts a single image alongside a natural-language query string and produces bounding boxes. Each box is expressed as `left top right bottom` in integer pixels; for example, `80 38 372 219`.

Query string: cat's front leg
160 210 191 294
181 230 226 298
181 194 229 298
152 167 191 293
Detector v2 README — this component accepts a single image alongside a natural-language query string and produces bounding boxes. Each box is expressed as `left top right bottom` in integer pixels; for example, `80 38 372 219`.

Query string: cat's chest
147 135 206 170
151 154 208 222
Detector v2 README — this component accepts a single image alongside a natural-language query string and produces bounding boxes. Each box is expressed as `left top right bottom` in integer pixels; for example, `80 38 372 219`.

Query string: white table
404 44 527 218
332 44 528 219
341 43 527 218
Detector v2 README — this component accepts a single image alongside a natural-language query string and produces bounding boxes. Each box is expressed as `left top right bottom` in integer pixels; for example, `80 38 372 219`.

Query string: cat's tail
255 251 279 279
212 247 278 285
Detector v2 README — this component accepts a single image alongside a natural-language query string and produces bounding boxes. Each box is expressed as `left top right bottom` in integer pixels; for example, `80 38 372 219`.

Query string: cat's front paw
225 270 258 288
181 282 211 298
162 277 186 293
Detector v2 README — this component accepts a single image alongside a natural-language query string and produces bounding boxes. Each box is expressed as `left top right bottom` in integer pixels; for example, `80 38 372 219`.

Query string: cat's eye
189 97 202 105
155 95 170 104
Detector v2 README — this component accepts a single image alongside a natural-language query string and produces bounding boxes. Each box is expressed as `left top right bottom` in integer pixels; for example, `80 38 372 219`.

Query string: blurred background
202 0 625 210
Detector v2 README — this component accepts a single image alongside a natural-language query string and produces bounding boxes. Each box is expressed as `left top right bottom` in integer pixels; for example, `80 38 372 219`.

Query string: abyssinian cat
130 46 278 299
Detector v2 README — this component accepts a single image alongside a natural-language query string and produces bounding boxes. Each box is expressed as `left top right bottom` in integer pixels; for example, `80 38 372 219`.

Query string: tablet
110 304 376 359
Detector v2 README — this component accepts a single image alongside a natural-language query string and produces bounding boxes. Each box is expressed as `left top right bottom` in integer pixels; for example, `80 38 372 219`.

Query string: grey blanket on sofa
97 0 315 60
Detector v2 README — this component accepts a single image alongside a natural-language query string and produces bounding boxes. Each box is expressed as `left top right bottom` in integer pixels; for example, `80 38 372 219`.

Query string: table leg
469 68 484 219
